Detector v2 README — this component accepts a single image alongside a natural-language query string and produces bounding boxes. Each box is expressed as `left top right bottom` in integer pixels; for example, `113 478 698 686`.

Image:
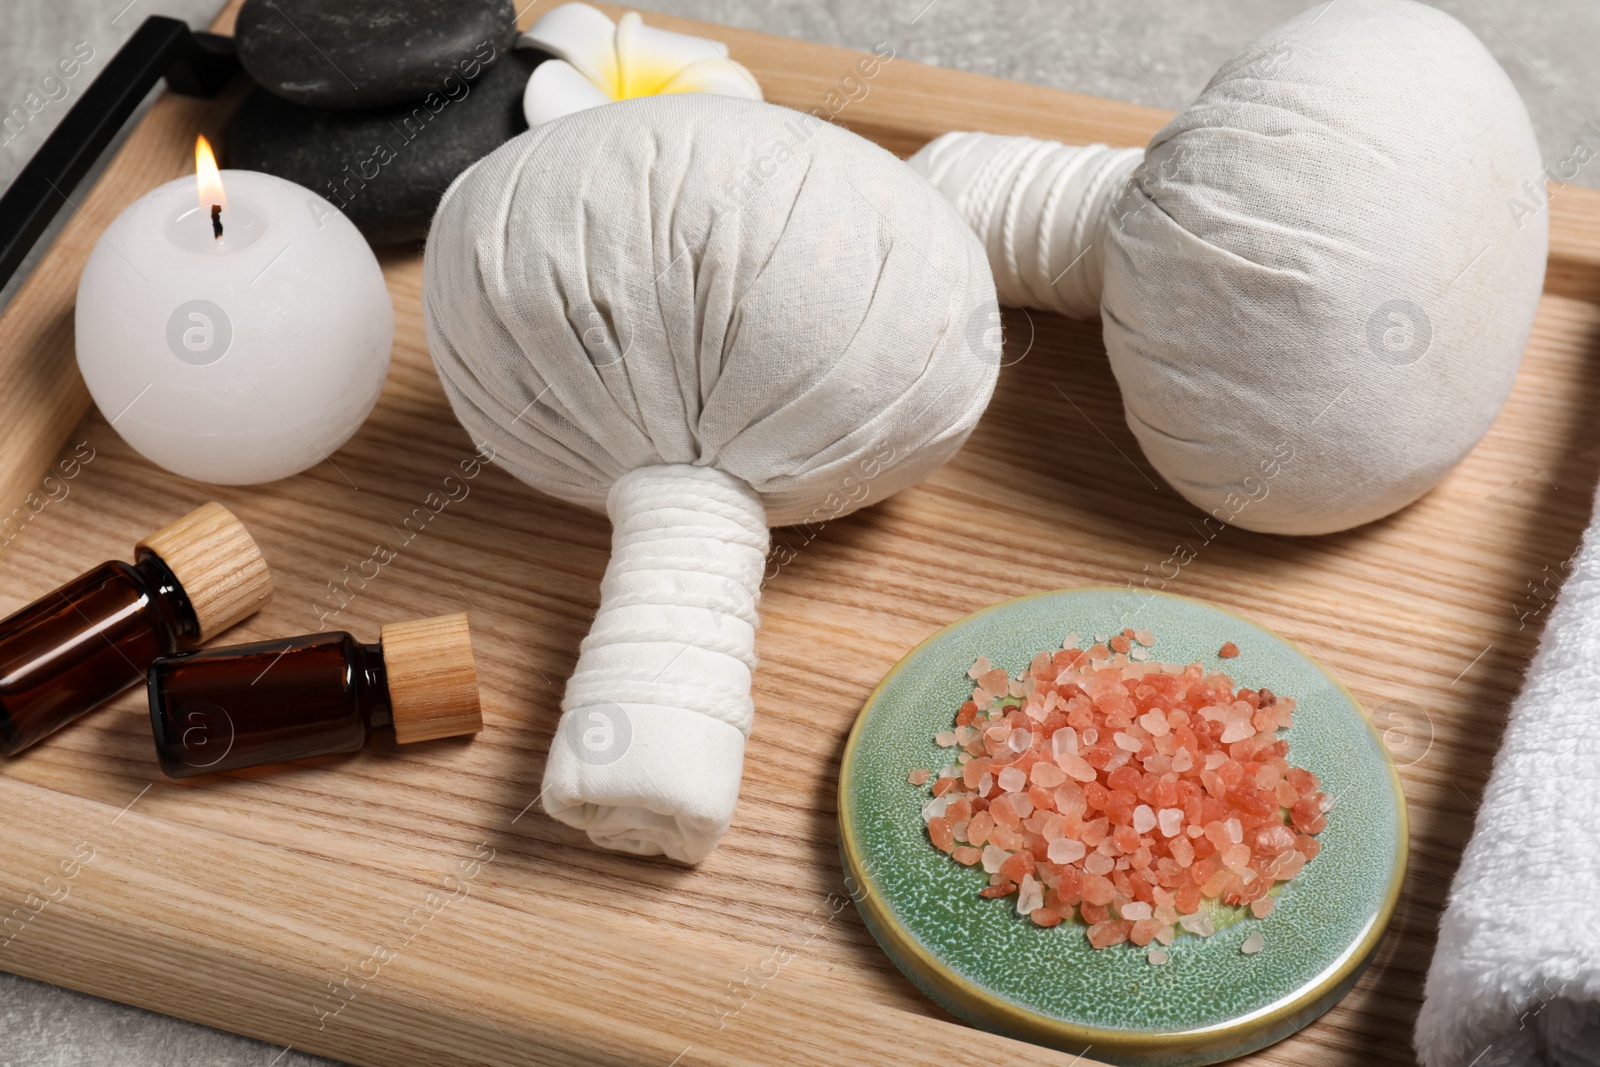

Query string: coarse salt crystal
1158 808 1183 837
1221 844 1251 873
1220 719 1254 743
1240 931 1265 955
1057 752 1097 783
997 766 1027 793
1048 838 1087 864
1147 948 1169 966
967 655 992 680
1030 761 1066 788
981 845 1009 873
1016 874 1044 915
1133 805 1157 834
1052 728 1079 760
1120 901 1153 921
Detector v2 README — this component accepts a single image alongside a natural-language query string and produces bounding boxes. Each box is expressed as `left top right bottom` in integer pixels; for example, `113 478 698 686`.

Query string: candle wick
210 204 223 240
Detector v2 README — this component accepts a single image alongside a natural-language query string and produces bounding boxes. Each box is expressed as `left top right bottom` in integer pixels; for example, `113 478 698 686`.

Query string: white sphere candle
75 137 393 485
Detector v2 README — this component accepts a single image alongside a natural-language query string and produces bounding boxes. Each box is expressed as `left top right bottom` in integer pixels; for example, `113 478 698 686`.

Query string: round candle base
75 170 393 485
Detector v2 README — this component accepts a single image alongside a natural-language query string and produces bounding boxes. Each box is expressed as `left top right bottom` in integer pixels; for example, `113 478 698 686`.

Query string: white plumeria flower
518 3 763 128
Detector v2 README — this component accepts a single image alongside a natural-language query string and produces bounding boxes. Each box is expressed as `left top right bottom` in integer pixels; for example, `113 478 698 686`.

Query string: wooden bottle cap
137 502 274 642
380 613 483 744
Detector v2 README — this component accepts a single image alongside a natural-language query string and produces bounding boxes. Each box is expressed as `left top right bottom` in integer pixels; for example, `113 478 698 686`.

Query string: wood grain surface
0 4 1595 1066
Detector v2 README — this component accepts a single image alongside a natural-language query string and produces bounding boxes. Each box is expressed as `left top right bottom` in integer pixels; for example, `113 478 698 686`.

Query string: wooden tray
4 4 1599 1066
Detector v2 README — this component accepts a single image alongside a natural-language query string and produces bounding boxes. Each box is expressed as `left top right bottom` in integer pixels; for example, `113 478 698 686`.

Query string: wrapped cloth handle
909 131 1141 319
541 464 768 864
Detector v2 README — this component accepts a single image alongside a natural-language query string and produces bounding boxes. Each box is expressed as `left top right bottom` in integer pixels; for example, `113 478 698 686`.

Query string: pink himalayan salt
1158 807 1184 837
929 644 1324 949
1048 838 1087 865
1016 874 1044 915
1030 761 1067 788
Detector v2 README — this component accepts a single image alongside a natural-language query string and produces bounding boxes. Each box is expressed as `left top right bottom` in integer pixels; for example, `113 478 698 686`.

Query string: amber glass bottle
148 613 481 778
0 503 273 757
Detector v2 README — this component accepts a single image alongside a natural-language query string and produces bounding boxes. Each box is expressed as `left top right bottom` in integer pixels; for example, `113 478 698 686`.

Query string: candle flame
195 135 225 211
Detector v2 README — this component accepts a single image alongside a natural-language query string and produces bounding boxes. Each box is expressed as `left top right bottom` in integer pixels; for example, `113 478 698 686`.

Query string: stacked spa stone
230 0 543 244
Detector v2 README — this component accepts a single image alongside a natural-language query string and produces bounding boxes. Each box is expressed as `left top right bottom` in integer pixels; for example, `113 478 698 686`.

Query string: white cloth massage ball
911 0 1547 535
424 94 998 862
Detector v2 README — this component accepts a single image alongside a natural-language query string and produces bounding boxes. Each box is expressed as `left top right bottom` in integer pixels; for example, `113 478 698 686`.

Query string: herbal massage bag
424 94 997 863
911 0 1547 535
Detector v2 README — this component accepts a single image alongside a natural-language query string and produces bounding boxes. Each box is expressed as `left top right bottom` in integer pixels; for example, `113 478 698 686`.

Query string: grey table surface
0 0 1594 1064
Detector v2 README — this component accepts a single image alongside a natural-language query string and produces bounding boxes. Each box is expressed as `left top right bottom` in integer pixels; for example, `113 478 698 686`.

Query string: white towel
1416 482 1600 1066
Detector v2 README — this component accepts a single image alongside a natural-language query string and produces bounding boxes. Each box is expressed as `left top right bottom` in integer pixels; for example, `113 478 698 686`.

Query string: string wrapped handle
909 131 1141 319
541 464 769 864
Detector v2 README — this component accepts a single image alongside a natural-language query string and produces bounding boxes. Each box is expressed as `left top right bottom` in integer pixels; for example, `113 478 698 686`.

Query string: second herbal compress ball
912 0 1547 535
425 95 997 862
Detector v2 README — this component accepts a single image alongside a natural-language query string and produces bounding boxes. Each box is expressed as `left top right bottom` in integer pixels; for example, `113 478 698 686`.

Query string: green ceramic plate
838 588 1406 1067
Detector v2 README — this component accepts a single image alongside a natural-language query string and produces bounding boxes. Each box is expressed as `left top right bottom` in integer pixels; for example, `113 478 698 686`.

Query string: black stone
236 0 517 110
229 48 547 246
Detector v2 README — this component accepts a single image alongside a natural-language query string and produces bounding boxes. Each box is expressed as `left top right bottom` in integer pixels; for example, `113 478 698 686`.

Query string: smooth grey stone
229 47 546 245
235 0 516 109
